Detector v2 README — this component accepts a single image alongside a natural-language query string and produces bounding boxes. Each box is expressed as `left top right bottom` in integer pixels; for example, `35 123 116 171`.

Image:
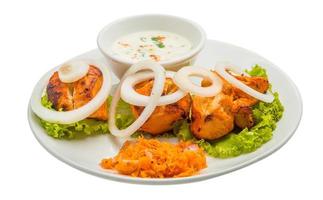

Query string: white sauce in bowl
110 31 192 62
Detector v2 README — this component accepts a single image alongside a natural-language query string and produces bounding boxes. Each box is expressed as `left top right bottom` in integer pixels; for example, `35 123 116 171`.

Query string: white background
0 0 321 199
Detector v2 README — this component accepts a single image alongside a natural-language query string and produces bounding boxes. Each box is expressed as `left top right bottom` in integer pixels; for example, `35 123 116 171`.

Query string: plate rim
28 39 303 184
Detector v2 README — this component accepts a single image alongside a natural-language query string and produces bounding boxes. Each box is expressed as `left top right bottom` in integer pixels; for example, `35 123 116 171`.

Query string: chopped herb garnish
157 43 165 48
151 36 165 48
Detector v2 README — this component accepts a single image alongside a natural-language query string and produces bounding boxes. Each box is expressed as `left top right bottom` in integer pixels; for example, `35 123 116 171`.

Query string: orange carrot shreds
100 138 207 178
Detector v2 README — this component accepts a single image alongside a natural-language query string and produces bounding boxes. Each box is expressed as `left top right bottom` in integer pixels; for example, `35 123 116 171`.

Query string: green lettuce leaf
245 64 268 77
173 120 194 141
39 95 136 139
114 97 136 130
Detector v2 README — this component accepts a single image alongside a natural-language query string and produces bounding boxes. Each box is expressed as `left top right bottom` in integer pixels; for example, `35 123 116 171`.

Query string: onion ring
120 71 187 106
58 61 90 83
30 60 112 124
214 63 274 103
173 66 223 97
109 60 166 138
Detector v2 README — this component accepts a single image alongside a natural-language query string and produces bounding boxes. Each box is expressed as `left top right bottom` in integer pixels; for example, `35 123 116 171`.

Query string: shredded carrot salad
100 138 207 178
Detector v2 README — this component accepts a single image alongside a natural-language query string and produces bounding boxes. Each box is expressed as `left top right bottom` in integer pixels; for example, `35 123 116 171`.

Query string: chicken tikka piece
131 78 191 135
46 65 108 121
191 71 269 140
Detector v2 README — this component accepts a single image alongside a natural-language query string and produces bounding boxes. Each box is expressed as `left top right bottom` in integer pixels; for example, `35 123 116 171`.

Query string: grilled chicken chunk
46 65 108 121
73 66 108 120
191 93 234 140
231 75 270 112
131 78 191 135
190 72 269 140
47 72 73 111
234 106 254 129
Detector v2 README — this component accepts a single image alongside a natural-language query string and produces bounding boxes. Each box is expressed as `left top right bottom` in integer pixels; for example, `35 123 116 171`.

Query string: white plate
28 40 302 184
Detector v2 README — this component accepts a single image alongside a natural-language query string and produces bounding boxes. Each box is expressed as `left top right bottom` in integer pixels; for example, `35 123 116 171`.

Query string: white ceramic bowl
97 14 206 78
